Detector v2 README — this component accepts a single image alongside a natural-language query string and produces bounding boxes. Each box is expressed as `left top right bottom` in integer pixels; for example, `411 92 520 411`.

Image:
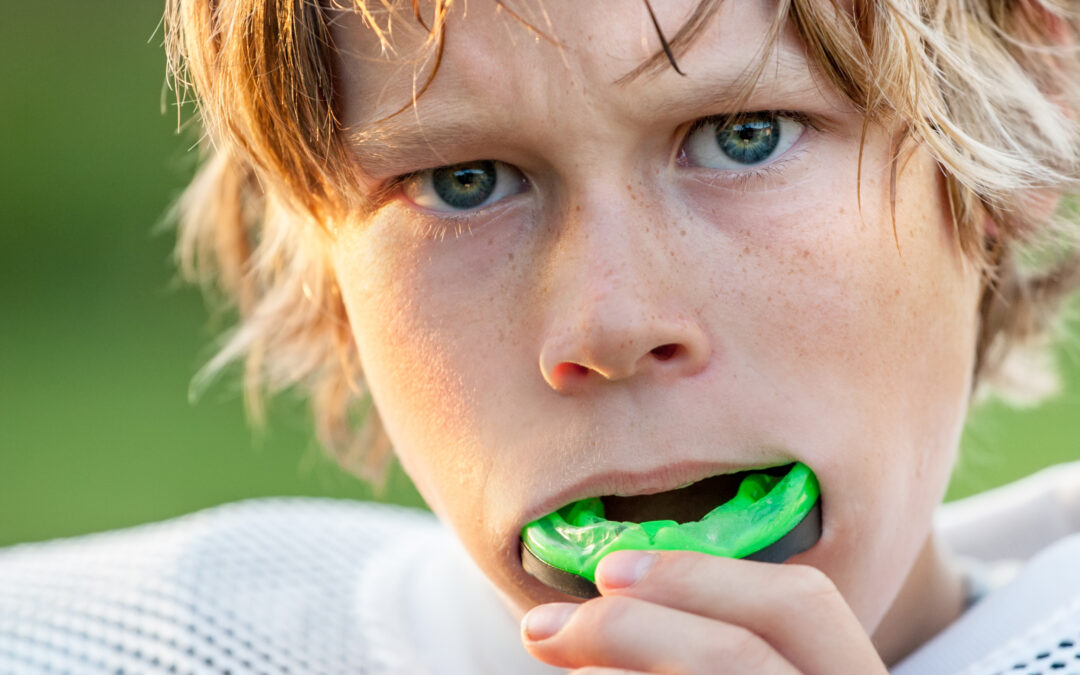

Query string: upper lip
518 458 794 532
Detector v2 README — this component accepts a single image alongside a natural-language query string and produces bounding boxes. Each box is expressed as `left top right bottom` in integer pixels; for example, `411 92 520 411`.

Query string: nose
538 201 711 394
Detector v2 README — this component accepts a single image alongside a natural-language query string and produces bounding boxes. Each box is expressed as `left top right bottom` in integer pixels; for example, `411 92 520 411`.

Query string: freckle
488 237 494 246
575 205 581 212
508 252 514 261
680 229 686 236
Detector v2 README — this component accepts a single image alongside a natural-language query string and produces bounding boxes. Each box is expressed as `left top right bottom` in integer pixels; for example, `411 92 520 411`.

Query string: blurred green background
1 3 1078 548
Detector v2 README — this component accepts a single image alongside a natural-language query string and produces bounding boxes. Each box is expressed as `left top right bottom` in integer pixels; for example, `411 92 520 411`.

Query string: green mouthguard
521 462 820 592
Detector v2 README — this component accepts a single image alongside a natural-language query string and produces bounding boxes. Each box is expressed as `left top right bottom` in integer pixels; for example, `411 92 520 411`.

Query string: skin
327 1 982 671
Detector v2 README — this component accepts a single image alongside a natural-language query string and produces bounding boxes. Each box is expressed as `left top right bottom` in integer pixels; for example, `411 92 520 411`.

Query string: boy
3 1 1080 673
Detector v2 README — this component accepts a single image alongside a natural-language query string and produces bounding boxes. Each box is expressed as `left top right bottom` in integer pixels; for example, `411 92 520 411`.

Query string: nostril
553 362 590 380
650 344 680 361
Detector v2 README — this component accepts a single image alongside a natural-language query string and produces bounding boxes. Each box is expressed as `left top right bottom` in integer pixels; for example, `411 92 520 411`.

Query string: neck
872 532 967 666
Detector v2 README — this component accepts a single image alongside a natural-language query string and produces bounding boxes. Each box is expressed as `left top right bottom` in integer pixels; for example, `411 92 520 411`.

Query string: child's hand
521 550 888 675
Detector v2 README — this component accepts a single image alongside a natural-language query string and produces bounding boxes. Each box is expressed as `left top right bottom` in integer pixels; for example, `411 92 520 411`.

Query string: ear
1019 0 1072 47
1020 188 1065 231
977 189 1064 250
1015 0 1076 90
1001 0 1075 234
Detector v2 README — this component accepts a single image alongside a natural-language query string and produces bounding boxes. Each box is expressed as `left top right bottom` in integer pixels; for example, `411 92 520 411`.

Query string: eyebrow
346 48 818 178
628 50 820 123
346 99 499 177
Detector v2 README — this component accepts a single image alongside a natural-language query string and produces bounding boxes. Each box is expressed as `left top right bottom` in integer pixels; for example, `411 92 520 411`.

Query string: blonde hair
164 0 1080 483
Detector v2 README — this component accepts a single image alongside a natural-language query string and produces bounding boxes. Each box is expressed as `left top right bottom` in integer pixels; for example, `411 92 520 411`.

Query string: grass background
2 3 1078 548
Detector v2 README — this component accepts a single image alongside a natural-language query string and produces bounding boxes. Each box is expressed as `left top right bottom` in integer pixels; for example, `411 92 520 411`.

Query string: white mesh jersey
2 463 1080 675
0 499 560 675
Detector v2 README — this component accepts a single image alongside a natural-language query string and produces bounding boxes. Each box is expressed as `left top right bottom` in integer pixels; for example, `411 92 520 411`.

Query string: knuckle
576 595 637 640
786 563 838 601
714 625 773 671
665 548 715 574
651 550 723 591
591 593 638 618
565 596 652 667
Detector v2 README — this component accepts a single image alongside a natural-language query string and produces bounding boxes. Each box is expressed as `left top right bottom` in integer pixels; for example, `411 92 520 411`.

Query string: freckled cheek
331 226 531 510
704 179 973 470
765 206 975 506
705 171 969 384
773 221 970 416
681 191 872 365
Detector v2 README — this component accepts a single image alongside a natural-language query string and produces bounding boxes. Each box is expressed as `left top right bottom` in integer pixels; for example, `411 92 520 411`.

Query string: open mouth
600 463 794 524
520 462 821 598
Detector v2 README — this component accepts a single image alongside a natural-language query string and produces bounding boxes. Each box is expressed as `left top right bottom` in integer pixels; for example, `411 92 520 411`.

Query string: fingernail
522 603 577 641
597 550 657 589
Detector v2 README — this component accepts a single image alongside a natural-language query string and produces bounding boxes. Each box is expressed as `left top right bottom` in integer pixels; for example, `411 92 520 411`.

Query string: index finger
594 550 887 675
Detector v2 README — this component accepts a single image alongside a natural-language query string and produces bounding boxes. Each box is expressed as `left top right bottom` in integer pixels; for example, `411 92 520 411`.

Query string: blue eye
401 160 528 212
683 112 805 170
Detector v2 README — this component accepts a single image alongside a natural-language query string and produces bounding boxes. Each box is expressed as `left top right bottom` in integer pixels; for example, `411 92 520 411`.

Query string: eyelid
685 110 820 137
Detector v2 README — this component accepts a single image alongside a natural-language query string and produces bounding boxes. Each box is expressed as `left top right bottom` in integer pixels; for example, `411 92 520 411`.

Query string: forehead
330 1 816 143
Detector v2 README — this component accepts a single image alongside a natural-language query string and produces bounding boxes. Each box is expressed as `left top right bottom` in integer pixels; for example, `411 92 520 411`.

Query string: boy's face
329 1 982 630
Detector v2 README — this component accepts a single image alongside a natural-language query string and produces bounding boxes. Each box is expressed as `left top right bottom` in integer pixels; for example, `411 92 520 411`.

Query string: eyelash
374 109 821 219
686 110 819 138
416 215 481 241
